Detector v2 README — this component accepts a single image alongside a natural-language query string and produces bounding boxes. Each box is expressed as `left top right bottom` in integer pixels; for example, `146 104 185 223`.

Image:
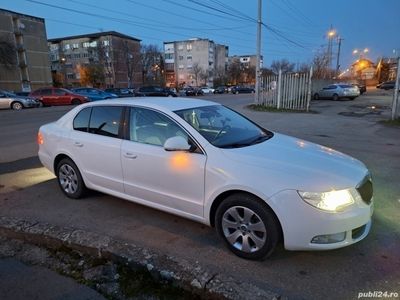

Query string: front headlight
298 188 360 212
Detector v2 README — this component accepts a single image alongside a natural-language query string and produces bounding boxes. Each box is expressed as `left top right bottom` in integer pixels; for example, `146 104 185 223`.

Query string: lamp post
60 57 67 87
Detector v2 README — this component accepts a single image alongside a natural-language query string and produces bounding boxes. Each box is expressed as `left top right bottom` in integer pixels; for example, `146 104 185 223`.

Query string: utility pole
336 37 343 76
391 56 400 120
255 0 262 104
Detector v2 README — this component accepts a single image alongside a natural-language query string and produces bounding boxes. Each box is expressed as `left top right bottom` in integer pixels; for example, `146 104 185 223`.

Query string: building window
50 44 59 51
178 64 184 69
83 42 90 48
187 64 192 69
82 52 89 58
64 44 70 50
165 53 173 60
186 43 192 51
72 43 79 49
187 55 192 60
178 45 183 50
67 73 75 79
103 40 110 46
178 55 184 60
89 41 97 47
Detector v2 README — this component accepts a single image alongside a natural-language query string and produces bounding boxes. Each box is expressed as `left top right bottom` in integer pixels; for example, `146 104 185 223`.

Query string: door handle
123 152 137 159
74 141 83 147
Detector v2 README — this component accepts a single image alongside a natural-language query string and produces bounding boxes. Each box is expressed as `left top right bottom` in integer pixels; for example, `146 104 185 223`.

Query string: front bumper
269 190 372 250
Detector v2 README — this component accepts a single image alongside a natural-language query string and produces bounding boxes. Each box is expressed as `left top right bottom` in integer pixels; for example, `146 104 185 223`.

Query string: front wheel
332 93 339 101
11 102 23 110
215 193 280 260
56 158 86 199
71 99 81 105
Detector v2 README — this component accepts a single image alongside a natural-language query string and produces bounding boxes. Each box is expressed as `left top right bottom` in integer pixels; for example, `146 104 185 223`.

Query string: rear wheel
313 93 319 100
215 193 280 260
11 102 23 110
332 93 339 101
56 158 86 199
71 99 81 105
38 100 44 107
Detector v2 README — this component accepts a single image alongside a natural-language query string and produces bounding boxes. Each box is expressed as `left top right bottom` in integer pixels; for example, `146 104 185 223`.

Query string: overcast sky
3 0 400 70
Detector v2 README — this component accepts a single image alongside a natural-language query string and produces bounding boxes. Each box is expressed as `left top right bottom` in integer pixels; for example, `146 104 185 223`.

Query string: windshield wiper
219 135 270 149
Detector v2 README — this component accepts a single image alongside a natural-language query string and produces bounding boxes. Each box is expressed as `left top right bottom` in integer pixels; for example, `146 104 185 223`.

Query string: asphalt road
0 258 105 300
1 91 399 299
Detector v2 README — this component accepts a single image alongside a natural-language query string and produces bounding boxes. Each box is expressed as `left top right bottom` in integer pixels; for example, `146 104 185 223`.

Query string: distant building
48 31 141 88
228 54 263 70
163 38 228 87
350 58 376 80
0 8 52 92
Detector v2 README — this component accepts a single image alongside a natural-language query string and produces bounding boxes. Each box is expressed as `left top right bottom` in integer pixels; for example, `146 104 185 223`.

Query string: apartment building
164 38 228 87
48 31 141 88
0 9 52 92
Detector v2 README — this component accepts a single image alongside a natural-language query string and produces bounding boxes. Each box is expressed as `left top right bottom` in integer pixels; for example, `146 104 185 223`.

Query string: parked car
200 86 215 94
71 88 118 101
352 83 366 94
30 88 88 106
214 86 227 94
231 86 255 94
313 84 360 101
0 90 39 110
182 87 203 96
104 88 134 98
376 81 395 90
15 91 31 97
137 86 177 97
38 98 373 260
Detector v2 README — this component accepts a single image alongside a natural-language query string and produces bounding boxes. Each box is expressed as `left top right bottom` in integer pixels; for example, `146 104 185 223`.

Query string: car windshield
339 84 353 88
1 91 16 96
175 105 273 148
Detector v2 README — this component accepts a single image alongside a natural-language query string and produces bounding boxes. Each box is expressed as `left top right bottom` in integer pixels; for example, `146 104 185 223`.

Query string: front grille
357 177 373 204
352 225 366 239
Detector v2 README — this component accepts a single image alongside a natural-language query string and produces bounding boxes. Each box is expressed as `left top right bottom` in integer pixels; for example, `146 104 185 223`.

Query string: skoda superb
38 98 373 259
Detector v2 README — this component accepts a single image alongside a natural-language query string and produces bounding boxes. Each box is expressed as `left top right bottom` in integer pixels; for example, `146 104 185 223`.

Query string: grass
246 104 316 113
380 118 400 127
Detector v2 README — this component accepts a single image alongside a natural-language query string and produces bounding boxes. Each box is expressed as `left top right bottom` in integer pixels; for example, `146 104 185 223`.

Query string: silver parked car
314 84 360 101
0 90 40 110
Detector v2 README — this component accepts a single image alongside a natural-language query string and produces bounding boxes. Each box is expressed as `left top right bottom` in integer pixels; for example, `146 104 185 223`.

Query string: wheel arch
10 100 23 109
53 153 73 174
209 189 284 242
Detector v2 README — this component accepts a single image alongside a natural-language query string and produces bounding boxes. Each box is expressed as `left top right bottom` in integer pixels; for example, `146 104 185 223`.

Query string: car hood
221 133 368 192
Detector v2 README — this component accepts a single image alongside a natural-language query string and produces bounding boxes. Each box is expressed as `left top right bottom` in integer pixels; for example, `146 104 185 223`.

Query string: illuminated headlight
298 188 360 212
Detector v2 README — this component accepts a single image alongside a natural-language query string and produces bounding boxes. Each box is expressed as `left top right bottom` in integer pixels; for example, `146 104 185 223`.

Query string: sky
3 0 400 70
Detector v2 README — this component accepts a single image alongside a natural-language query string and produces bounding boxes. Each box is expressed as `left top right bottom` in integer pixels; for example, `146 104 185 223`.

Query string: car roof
80 97 220 111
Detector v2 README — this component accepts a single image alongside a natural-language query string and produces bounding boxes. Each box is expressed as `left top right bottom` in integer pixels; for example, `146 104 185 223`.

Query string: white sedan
38 98 373 260
200 87 215 94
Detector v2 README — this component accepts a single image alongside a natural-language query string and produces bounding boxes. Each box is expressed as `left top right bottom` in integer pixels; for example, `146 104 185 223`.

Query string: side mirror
164 136 191 151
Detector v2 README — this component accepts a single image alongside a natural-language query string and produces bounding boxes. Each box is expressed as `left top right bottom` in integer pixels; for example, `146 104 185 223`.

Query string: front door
121 107 206 218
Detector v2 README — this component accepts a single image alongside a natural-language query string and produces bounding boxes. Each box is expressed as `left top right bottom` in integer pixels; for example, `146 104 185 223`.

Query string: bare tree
0 35 16 70
213 67 228 86
192 62 204 86
271 59 295 74
79 64 105 87
312 50 334 79
227 58 242 85
141 44 164 86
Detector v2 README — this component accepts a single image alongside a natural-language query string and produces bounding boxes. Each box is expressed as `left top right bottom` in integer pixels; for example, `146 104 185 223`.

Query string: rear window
89 106 123 138
73 107 92 132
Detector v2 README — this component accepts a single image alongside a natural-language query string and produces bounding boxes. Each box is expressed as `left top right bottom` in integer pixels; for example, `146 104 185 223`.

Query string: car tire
56 158 86 199
332 93 339 101
38 100 44 107
235 91 239 94
71 99 82 105
11 102 23 110
313 93 319 100
215 193 280 260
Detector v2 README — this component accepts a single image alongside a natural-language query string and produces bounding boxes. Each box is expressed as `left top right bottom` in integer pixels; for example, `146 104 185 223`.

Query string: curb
0 216 282 300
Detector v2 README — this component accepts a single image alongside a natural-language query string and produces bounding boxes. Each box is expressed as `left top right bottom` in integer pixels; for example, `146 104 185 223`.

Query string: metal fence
260 68 313 111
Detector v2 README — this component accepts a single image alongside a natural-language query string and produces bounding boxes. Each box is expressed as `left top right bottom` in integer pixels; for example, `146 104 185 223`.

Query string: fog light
311 232 346 244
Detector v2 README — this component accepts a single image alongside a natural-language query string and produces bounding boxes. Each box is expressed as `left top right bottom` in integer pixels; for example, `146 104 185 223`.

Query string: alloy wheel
58 164 79 194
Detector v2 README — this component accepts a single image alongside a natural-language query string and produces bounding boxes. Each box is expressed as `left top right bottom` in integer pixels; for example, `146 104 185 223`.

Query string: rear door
69 105 125 193
39 88 54 105
54 88 71 105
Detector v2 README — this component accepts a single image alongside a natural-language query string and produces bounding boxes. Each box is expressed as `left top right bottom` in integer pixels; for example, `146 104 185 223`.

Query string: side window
54 89 66 96
130 108 188 146
41 89 52 95
327 85 337 89
73 107 92 132
89 106 123 138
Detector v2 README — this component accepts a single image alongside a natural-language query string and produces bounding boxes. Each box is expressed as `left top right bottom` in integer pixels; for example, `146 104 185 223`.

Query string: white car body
200 87 215 94
38 98 372 253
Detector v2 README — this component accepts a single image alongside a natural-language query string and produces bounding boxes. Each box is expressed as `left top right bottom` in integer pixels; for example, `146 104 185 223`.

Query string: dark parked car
376 81 396 90
137 86 177 97
71 88 118 101
231 86 255 94
352 83 366 94
214 86 227 94
15 91 30 97
104 88 135 97
29 88 88 106
182 87 203 96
